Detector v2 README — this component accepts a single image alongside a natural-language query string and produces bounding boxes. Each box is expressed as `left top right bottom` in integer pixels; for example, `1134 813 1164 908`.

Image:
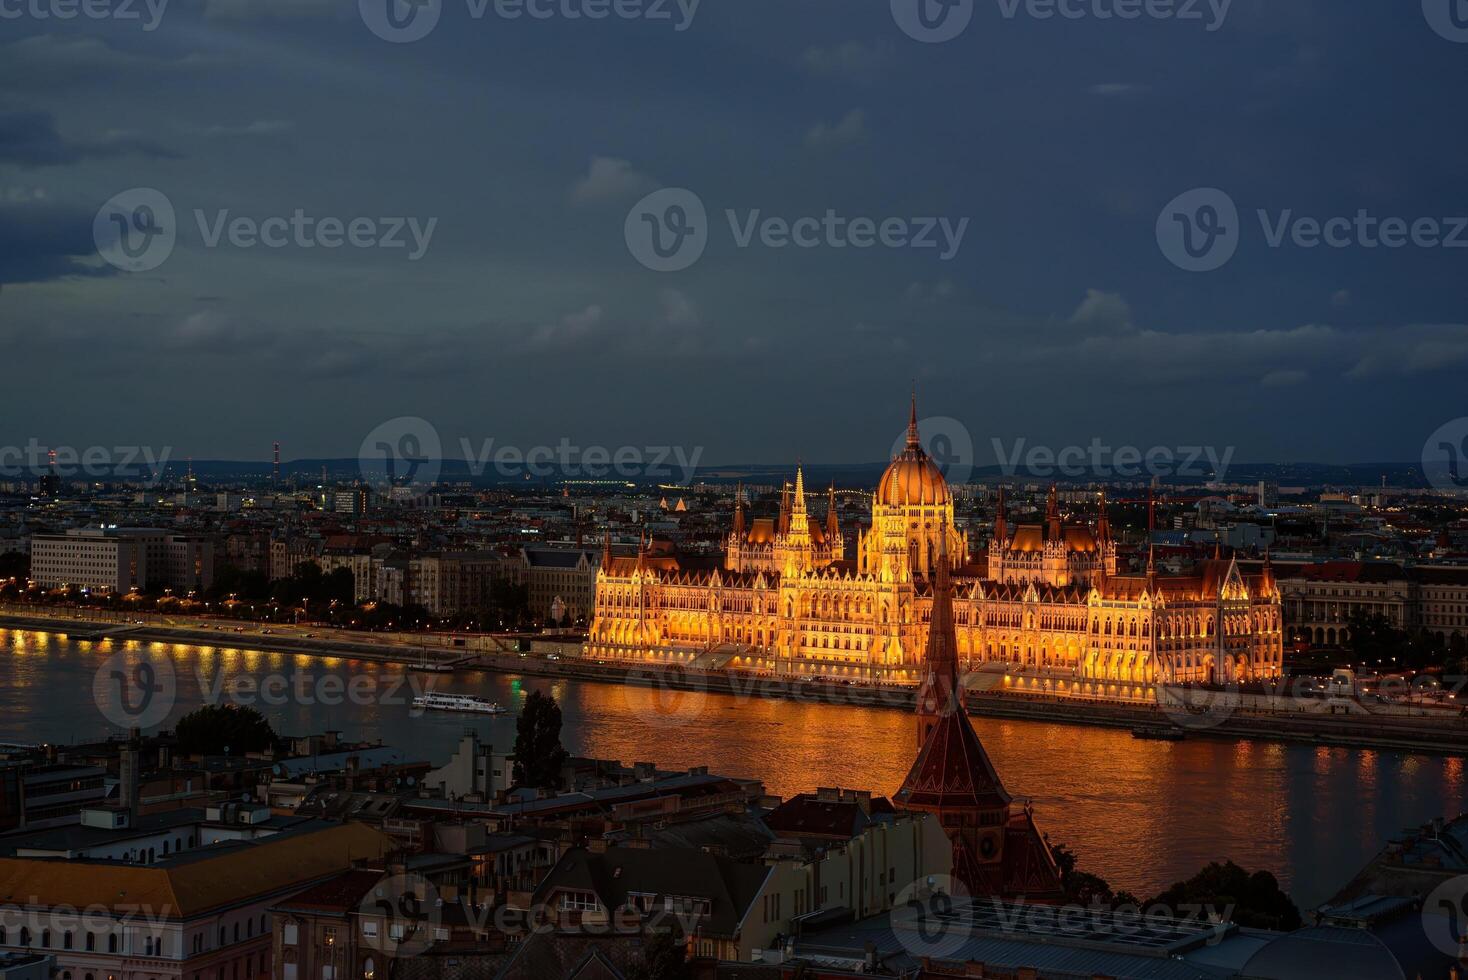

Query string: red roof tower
895 527 1065 901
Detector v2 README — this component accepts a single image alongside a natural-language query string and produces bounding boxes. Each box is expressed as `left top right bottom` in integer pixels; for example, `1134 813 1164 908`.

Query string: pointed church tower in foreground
895 527 1065 901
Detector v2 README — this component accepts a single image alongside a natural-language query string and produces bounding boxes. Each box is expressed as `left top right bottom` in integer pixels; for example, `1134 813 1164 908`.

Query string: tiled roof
0 821 392 918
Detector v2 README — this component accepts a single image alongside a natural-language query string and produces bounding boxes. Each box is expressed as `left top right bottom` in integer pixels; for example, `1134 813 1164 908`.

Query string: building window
282 923 298 946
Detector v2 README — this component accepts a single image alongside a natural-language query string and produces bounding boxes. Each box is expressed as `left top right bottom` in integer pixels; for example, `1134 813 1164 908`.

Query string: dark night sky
1 0 1466 467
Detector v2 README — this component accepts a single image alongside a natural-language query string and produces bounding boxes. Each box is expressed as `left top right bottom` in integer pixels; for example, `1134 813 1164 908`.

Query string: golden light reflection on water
2 629 1466 907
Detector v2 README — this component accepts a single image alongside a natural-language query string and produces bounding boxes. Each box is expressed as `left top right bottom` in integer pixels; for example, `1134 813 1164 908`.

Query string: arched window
234 924 240 943
20 928 30 947
87 933 96 952
108 934 118 953
64 931 73 950
219 927 226 947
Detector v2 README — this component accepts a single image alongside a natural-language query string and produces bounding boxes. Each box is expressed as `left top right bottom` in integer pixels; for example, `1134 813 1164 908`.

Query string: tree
1050 842 1139 908
175 704 276 756
512 690 568 789
1147 861 1301 931
626 926 691 980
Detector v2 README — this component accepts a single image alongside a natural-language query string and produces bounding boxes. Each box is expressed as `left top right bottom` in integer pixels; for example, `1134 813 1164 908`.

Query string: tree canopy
175 704 277 756
512 690 568 789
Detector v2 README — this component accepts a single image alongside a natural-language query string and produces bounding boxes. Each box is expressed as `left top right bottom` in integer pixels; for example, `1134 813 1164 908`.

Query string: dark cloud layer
0 1 1464 463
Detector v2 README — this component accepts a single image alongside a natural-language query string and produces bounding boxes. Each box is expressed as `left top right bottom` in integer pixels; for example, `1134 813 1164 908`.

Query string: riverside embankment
5 609 1467 755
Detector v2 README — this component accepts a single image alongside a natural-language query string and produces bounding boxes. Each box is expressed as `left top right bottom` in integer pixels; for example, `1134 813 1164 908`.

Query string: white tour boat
411 693 506 714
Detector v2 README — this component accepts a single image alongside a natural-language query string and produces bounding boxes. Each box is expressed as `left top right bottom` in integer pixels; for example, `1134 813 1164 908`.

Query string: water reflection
1 628 1465 908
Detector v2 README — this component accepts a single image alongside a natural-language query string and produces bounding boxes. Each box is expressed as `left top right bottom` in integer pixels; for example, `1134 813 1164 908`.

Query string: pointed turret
914 526 961 733
733 483 746 539
1045 484 1062 540
778 481 791 535
792 466 807 520
1096 489 1110 543
826 482 840 540
993 486 1008 547
602 529 612 570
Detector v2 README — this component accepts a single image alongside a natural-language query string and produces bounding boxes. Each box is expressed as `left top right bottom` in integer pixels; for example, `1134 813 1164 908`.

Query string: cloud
567 156 659 206
1089 83 1152 97
1331 289 1352 309
801 41 889 79
192 120 296 138
0 36 221 88
1069 289 1135 332
525 305 606 350
0 196 114 286
660 288 699 328
1345 325 1468 378
1260 369 1309 387
0 111 181 167
905 280 955 305
804 109 867 151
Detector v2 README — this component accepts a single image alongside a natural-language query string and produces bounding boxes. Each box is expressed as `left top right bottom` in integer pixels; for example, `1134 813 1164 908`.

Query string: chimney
120 727 141 823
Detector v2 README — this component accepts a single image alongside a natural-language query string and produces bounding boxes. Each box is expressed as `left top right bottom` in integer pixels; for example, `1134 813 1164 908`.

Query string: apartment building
29 529 214 594
0 817 393 980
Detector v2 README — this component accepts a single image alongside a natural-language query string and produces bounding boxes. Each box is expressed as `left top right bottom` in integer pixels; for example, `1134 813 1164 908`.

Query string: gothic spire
906 387 921 451
1096 489 1110 543
733 483 745 538
994 485 1008 545
826 482 840 539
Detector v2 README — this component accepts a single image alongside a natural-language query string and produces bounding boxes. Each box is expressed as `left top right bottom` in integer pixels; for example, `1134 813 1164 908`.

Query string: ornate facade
586 402 1285 699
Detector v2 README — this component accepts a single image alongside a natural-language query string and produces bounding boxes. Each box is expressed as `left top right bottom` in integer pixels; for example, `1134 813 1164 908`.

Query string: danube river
3 627 1464 909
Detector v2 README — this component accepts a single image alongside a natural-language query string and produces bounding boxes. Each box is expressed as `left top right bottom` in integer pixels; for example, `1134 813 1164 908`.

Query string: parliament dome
877 403 951 507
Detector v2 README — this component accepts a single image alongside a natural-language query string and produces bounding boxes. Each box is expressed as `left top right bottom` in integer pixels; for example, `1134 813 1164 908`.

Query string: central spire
906 387 921 451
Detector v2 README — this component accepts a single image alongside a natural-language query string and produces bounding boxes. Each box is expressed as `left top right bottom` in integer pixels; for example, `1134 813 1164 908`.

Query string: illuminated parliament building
586 402 1284 699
